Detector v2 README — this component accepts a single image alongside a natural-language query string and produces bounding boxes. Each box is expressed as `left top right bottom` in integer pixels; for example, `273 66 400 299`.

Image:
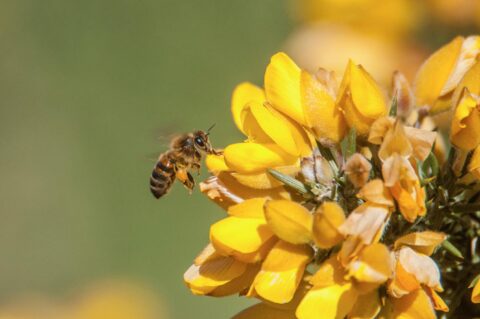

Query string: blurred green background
0 1 293 318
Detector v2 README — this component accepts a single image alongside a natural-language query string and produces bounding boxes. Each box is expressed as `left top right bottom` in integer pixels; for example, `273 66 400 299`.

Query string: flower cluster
184 35 480 318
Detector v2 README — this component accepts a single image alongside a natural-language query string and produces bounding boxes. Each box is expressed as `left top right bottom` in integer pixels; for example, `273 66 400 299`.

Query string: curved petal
224 142 298 174
296 281 358 319
472 277 480 303
391 288 436 319
450 89 480 151
349 62 387 119
414 36 464 111
349 290 381 319
348 243 393 284
249 101 302 156
184 256 247 295
231 165 299 189
231 82 266 135
265 52 306 125
251 241 312 304
228 198 267 219
265 200 313 245
312 202 346 249
210 216 275 262
357 179 394 207
232 302 296 319
206 154 230 175
394 231 446 256
200 173 293 210
301 70 346 143
453 59 480 106
398 247 443 291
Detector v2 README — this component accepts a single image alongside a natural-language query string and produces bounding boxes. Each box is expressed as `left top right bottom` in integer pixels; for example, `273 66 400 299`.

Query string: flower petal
452 59 480 106
391 288 436 319
184 256 247 295
414 36 464 111
231 165 300 189
357 179 394 207
301 70 346 143
251 241 312 304
296 281 358 319
403 127 437 161
265 200 313 245
472 277 480 303
394 231 446 256
312 202 346 249
450 89 480 151
210 216 275 263
228 198 267 219
249 101 301 156
349 290 381 319
348 243 393 284
265 52 306 125
231 82 266 135
232 302 296 319
398 247 443 291
224 142 298 174
206 154 230 174
338 203 389 245
349 62 387 120
200 173 293 210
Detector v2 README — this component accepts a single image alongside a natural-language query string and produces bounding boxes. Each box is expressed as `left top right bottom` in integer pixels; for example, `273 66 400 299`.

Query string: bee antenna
206 123 216 135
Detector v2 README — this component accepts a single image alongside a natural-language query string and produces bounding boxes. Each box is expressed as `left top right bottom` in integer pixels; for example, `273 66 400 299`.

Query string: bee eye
195 137 205 147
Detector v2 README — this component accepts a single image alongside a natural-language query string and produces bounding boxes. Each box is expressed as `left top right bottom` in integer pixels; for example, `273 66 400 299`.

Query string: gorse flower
184 36 480 318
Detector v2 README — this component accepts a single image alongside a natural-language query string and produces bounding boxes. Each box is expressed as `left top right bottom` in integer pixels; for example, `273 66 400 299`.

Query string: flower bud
344 153 372 188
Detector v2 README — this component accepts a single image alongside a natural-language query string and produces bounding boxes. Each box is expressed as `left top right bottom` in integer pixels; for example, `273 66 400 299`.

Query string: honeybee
149 127 221 199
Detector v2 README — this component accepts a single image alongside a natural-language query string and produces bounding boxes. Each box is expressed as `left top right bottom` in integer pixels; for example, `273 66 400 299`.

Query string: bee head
193 130 212 153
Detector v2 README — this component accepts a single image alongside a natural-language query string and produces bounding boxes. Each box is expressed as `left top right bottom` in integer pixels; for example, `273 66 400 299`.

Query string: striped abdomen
150 153 176 199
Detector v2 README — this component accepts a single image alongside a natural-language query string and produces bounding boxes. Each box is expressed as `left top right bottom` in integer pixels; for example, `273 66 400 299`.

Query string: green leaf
442 239 464 259
469 274 480 288
341 127 356 159
389 94 398 117
267 169 311 196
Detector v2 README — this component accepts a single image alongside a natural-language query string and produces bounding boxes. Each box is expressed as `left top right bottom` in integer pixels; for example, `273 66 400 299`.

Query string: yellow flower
385 232 448 316
450 88 480 151
224 54 317 175
414 35 480 114
296 247 391 319
337 60 387 135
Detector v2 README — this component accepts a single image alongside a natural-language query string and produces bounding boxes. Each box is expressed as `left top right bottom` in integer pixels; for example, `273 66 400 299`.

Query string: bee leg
175 168 195 194
212 148 223 156
192 163 201 176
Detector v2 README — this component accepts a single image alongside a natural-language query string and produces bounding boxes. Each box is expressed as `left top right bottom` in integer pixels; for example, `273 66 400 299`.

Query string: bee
149 126 221 199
